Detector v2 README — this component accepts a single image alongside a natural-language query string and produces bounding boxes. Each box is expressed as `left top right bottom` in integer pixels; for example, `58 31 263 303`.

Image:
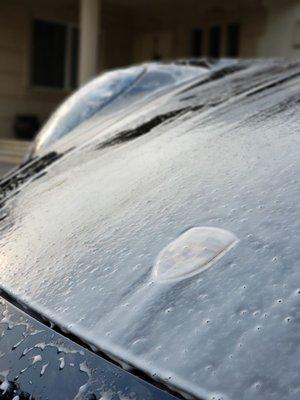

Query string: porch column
79 0 100 86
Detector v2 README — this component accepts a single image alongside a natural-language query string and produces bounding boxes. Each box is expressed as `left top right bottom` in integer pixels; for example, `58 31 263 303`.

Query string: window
31 19 79 89
226 23 240 57
292 21 300 49
209 26 221 58
192 29 204 57
70 28 79 88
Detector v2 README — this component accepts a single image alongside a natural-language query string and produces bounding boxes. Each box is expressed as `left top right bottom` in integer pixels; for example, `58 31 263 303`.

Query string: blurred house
0 0 299 140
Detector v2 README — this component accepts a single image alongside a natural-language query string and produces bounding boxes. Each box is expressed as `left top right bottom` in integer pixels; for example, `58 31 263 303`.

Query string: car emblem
153 227 238 282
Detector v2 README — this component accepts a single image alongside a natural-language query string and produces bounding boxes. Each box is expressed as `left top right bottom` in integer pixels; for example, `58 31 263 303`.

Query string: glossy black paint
0 296 178 400
0 59 299 400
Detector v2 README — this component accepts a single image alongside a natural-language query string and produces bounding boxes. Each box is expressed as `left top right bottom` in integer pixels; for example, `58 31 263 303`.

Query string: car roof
0 59 300 400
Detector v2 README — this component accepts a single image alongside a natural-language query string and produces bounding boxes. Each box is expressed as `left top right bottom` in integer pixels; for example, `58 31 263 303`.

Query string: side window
31 19 79 89
192 29 204 57
226 23 240 57
209 26 221 58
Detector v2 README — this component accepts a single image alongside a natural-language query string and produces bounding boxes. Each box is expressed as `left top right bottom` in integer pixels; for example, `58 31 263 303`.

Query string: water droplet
59 357 65 370
40 363 48 376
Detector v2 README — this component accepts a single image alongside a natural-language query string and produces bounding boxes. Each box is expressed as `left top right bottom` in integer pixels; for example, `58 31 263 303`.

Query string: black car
0 59 300 400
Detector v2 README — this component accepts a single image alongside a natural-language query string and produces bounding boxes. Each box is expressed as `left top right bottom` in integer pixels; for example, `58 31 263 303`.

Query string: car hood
0 59 300 400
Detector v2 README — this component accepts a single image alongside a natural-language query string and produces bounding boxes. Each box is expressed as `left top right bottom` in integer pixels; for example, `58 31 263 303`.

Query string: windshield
34 66 145 152
31 63 205 156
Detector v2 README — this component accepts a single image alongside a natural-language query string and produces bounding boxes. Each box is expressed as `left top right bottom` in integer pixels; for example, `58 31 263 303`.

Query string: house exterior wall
101 2 134 70
257 0 300 57
0 0 78 139
131 0 267 62
0 0 299 139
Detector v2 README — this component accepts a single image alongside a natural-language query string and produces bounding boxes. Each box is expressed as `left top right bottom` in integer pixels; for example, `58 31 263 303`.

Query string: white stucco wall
0 0 299 139
0 0 78 139
257 0 300 57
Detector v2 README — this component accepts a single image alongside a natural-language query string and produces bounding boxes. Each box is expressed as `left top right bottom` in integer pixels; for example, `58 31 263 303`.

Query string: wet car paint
0 296 178 400
31 63 206 157
0 59 300 400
